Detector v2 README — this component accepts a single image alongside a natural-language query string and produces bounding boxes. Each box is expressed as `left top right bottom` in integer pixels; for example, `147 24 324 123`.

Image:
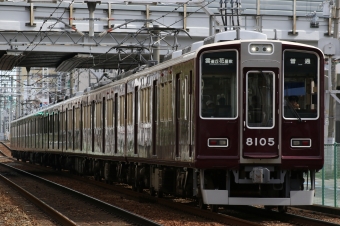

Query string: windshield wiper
287 100 302 122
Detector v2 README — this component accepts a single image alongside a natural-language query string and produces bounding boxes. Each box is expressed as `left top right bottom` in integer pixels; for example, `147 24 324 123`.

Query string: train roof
11 30 324 124
164 30 268 61
165 30 323 61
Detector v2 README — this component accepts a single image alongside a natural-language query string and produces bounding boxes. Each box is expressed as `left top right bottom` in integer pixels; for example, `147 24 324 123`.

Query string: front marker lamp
249 44 274 54
208 138 228 147
291 138 311 148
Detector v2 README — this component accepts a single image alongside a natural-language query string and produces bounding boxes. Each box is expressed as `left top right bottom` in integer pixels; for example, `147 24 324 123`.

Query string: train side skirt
200 189 314 206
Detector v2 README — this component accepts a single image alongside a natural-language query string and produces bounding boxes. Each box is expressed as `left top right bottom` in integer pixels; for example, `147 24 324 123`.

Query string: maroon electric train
10 30 324 209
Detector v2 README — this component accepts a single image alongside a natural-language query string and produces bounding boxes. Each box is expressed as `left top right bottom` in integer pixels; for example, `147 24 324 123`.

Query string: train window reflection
283 51 319 119
200 50 237 119
246 71 274 128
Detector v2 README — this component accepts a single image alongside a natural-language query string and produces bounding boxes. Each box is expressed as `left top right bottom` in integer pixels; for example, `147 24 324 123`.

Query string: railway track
294 204 340 216
0 142 261 226
49 164 340 226
2 142 340 226
0 161 161 226
1 160 260 226
35 170 340 226
224 205 340 226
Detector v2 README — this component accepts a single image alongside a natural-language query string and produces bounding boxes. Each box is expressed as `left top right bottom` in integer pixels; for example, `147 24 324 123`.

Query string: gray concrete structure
0 0 333 72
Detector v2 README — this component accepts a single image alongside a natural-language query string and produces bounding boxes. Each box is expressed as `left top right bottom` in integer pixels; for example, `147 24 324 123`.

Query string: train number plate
246 138 275 146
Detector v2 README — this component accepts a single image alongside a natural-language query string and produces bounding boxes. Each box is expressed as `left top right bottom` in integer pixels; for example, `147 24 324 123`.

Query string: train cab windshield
283 50 319 119
246 71 274 128
200 50 238 119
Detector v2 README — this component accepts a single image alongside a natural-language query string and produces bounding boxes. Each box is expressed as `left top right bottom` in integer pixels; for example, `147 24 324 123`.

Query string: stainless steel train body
10 30 324 207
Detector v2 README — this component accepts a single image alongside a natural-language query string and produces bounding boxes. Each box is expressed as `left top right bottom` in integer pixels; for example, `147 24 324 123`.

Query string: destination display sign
201 50 237 75
284 51 317 74
204 57 234 66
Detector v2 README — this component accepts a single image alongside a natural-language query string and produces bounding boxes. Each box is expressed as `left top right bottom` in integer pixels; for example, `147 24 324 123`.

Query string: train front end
194 36 324 207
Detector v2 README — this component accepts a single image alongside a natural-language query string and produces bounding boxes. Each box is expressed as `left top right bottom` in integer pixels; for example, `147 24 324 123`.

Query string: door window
246 71 274 128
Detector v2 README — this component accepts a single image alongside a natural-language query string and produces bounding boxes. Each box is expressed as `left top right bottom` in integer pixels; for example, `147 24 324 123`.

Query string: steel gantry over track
0 0 335 72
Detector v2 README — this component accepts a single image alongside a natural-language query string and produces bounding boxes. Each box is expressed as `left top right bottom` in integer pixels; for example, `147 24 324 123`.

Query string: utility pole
70 71 74 97
328 0 340 144
17 68 22 118
334 0 340 142
9 75 13 126
152 25 160 64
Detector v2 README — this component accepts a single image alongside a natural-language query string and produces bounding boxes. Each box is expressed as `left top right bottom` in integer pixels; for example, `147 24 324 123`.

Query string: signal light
208 138 228 147
291 139 311 148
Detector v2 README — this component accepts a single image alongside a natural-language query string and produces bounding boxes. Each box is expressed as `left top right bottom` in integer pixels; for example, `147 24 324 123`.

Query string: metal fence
313 143 339 207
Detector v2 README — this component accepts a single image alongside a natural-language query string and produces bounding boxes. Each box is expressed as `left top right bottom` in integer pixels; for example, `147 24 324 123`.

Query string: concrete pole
334 0 340 39
256 0 261 32
70 71 74 96
328 58 336 143
87 2 98 38
209 15 214 36
1 110 3 136
26 67 30 114
328 0 340 143
292 0 297 35
77 71 80 92
17 69 21 118
9 76 13 123
88 69 91 87
152 25 160 64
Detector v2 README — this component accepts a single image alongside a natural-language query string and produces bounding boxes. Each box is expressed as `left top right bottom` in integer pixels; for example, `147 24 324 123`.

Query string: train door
243 69 279 158
80 104 83 151
189 71 192 157
102 97 106 153
114 94 118 154
65 110 68 150
134 86 138 155
91 100 95 152
175 73 180 157
152 80 157 155
72 106 75 150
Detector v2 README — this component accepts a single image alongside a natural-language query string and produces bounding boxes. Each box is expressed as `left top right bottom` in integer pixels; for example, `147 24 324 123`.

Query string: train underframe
12 150 315 210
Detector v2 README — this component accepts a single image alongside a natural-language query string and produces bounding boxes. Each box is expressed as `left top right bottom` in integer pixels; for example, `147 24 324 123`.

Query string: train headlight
208 138 228 147
249 44 274 54
291 138 311 148
251 46 259 52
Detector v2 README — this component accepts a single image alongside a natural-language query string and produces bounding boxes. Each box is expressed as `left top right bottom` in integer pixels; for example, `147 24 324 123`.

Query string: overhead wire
1 0 76 78
74 0 217 72
153 0 193 22
1 0 76 113
3 0 218 109
167 0 216 28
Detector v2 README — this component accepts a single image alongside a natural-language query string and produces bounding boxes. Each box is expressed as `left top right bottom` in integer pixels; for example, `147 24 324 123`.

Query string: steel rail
231 206 340 226
2 142 320 226
292 205 340 218
51 169 263 226
0 170 77 226
0 143 264 226
0 162 162 226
